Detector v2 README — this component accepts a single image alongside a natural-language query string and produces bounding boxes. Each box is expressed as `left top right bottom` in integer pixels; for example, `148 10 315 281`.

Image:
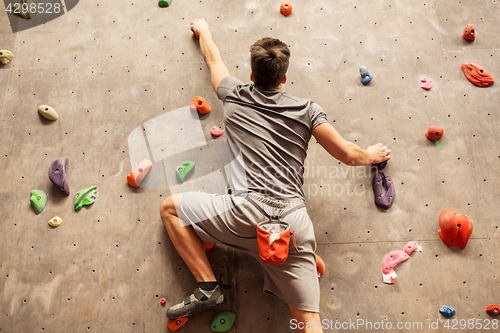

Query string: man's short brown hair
250 37 290 89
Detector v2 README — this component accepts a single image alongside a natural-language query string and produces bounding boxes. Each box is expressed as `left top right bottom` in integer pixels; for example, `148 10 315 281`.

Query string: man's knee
160 196 177 219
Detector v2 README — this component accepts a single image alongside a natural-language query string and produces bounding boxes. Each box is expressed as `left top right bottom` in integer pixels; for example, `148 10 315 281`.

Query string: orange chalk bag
244 196 304 265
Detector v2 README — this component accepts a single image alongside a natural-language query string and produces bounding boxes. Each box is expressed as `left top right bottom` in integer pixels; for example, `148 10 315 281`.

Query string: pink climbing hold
210 126 224 137
421 78 433 90
382 251 409 275
160 298 166 305
404 241 421 255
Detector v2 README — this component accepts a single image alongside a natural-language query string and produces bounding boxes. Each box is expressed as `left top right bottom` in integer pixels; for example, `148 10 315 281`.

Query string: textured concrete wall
0 0 499 332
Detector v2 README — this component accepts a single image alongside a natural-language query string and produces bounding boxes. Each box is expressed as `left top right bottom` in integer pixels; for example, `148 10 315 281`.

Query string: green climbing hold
176 161 195 183
211 311 236 332
158 0 173 7
30 190 47 214
74 186 97 211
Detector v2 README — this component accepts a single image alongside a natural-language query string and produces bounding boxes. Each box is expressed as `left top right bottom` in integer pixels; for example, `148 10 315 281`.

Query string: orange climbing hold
461 62 494 87
190 96 211 114
462 24 475 41
127 159 152 187
168 317 188 331
425 126 444 142
438 210 473 249
316 254 325 275
280 1 292 16
486 304 500 315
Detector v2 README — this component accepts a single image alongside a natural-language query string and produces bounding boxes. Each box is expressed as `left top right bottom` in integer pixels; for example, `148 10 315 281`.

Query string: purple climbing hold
49 157 70 195
373 160 387 170
372 172 395 210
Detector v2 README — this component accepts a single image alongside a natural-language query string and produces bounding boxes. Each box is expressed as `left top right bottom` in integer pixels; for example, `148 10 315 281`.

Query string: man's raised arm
312 122 391 166
190 19 230 93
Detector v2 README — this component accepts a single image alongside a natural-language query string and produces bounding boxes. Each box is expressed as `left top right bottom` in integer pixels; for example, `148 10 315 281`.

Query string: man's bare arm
190 19 230 93
312 122 391 166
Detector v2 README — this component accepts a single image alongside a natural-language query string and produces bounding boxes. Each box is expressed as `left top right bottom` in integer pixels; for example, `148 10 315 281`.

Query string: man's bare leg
289 305 324 333
160 194 216 282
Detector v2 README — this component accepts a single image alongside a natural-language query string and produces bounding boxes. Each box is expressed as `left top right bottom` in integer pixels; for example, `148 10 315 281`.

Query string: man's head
250 37 290 89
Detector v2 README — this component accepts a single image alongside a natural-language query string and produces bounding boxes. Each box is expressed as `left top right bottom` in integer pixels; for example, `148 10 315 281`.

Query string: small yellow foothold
0 50 14 65
38 105 59 121
48 216 62 227
18 0 37 19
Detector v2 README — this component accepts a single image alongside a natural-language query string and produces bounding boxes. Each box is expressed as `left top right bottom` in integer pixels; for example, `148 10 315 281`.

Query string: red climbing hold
425 126 444 142
210 126 224 137
404 241 421 256
316 254 325 275
205 243 215 250
438 210 473 249
382 251 409 275
461 62 494 87
168 317 188 331
280 1 292 16
462 24 475 41
190 96 211 114
486 304 500 315
160 298 166 305
421 78 433 90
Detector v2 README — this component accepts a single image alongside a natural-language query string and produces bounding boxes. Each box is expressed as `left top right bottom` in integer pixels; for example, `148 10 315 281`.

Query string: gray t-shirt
217 76 328 203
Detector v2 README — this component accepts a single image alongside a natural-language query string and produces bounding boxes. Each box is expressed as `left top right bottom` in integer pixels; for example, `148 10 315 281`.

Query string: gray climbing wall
1 0 499 332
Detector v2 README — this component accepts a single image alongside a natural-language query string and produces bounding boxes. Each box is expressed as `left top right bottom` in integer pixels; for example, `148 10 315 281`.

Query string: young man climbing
159 18 391 333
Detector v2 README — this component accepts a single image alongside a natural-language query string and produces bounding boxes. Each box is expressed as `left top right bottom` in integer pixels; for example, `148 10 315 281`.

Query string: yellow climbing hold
48 216 62 227
38 105 59 120
0 50 14 65
18 0 37 19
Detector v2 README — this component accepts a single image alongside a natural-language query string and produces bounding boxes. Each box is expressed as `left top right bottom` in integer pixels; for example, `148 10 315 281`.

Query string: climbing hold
48 216 62 227
18 0 37 19
210 126 224 137
438 210 473 249
158 0 172 7
439 306 456 318
190 97 211 115
160 298 166 305
127 159 152 187
421 78 433 90
74 186 97 211
382 251 409 284
316 254 325 276
486 304 500 315
30 190 47 214
38 105 59 121
211 311 236 332
462 24 475 41
359 66 372 85
49 157 70 195
176 161 195 183
0 50 14 65
372 172 395 210
205 243 215 250
372 160 387 170
425 126 444 142
280 1 292 16
168 317 188 331
404 241 422 256
461 62 494 87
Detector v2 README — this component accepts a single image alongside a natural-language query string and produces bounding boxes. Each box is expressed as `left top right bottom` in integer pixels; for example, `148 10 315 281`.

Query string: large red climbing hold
461 62 494 87
425 126 444 141
168 317 188 331
190 96 211 114
438 210 473 249
462 24 475 41
316 254 325 275
486 304 500 315
280 1 292 16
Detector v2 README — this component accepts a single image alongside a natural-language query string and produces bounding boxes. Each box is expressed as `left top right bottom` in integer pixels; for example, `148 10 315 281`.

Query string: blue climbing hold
359 66 373 85
439 306 456 318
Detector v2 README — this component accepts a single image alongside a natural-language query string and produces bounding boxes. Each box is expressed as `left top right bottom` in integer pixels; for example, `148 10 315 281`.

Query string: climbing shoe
166 285 225 319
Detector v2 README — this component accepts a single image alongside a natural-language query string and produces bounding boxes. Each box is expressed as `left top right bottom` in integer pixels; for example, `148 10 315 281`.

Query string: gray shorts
180 191 320 313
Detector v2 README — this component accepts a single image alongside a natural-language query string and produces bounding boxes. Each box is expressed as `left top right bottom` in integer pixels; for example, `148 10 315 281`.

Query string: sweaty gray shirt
217 76 328 203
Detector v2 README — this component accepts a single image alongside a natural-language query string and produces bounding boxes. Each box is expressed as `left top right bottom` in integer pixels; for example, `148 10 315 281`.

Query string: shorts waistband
234 191 303 210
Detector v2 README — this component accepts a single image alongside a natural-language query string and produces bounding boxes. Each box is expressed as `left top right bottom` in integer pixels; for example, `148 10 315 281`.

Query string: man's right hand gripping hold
160 18 391 333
